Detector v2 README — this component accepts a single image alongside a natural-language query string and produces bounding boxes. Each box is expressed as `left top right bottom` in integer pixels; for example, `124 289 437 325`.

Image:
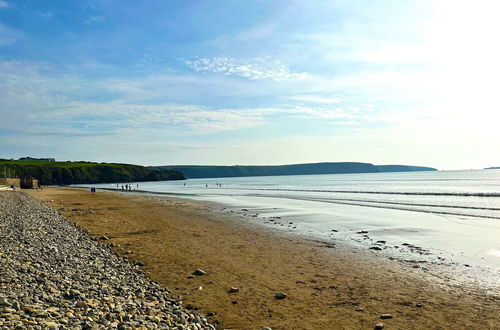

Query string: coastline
27 187 499 329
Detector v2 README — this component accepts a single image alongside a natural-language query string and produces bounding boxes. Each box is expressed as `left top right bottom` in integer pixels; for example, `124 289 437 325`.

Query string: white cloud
185 56 311 81
0 1 9 9
0 23 21 46
291 95 343 104
85 16 105 24
38 11 54 18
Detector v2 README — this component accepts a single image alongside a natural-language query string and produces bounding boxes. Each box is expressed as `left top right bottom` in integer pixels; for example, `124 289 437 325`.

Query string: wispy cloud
185 57 311 81
0 1 10 9
291 95 344 104
38 11 55 18
85 16 105 24
0 23 21 46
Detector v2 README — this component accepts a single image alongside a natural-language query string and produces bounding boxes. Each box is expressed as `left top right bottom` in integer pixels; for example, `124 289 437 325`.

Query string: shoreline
27 187 499 329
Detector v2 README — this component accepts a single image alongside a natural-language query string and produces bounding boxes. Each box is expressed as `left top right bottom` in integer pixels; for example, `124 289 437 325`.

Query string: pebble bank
0 192 215 329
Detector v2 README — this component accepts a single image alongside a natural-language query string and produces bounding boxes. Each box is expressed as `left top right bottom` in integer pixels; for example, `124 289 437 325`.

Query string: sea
77 169 500 274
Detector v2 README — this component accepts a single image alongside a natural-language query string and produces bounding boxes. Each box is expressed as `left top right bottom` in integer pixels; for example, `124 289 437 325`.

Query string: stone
192 269 207 276
369 246 382 251
374 323 384 329
380 314 393 319
275 292 287 299
228 287 239 293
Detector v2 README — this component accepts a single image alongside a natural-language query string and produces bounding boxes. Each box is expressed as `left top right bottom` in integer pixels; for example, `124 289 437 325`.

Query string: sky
1 0 499 169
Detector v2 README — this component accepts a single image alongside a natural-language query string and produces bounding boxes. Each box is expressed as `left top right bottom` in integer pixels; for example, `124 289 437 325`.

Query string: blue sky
1 0 499 169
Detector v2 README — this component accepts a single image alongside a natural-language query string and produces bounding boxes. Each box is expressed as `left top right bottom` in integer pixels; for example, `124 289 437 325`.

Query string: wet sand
27 187 499 329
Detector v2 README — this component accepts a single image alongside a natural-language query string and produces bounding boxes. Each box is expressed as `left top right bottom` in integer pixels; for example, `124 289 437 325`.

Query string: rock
228 287 239 293
192 269 207 276
76 301 87 308
374 323 384 329
275 292 287 299
357 230 368 234
369 246 382 251
355 308 364 312
380 314 393 319
263 327 273 330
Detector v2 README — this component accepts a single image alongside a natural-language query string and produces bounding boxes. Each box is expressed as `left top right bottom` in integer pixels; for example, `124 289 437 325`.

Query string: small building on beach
20 177 39 189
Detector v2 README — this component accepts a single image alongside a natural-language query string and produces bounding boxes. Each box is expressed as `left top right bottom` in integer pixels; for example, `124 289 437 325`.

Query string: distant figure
136 184 139 189
183 182 186 186
117 184 119 189
205 184 208 188
121 185 124 191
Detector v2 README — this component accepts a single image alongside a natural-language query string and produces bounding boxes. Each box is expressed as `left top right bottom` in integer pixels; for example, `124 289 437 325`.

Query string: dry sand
27 187 499 329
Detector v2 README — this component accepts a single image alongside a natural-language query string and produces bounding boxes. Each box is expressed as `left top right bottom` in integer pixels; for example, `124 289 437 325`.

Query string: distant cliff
376 165 437 172
151 162 437 179
0 160 185 185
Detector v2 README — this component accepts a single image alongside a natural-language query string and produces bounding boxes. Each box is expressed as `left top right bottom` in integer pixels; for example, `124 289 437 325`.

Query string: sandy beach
27 187 499 329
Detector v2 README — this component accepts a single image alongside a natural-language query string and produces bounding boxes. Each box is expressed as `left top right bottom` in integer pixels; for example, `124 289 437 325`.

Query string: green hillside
0 159 185 185
151 162 437 179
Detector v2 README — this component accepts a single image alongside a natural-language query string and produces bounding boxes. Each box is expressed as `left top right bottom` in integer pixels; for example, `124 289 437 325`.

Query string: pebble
193 269 207 276
275 292 287 299
374 323 384 329
0 192 215 329
228 287 239 293
380 314 393 319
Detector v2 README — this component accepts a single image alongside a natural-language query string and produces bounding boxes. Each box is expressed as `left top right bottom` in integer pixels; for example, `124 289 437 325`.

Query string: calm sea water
80 169 500 270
